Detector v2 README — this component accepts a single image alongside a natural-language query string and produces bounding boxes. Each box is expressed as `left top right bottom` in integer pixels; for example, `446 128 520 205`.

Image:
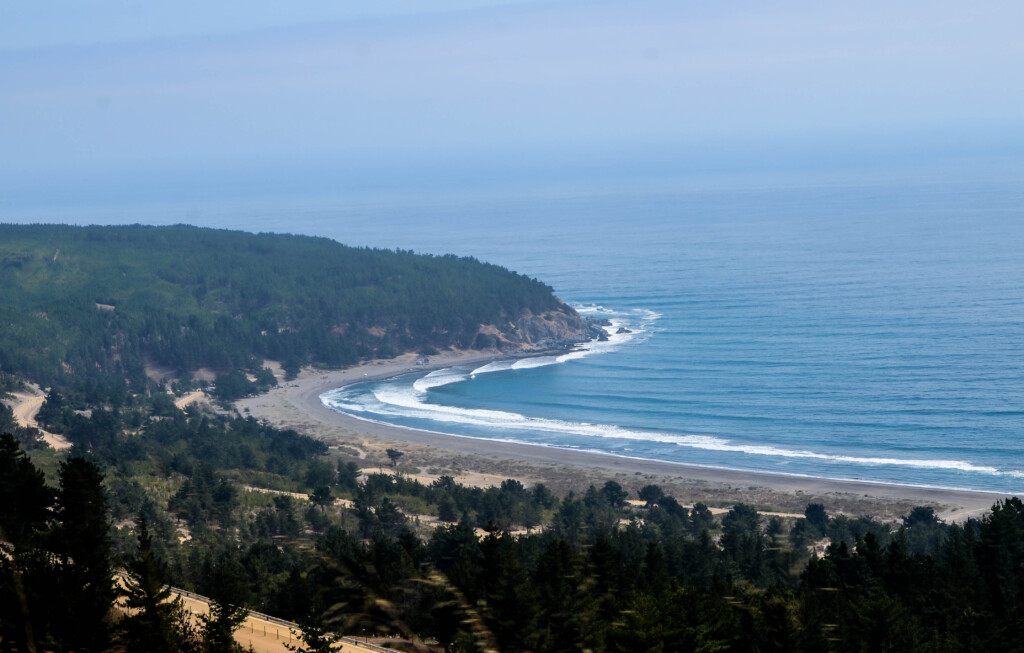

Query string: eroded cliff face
476 305 606 351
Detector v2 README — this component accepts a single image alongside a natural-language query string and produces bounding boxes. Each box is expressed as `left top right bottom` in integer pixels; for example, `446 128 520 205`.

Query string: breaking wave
320 304 1024 483
324 385 1024 480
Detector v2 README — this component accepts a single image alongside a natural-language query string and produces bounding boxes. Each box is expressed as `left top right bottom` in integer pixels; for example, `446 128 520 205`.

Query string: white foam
371 384 518 422
470 360 515 376
575 304 612 315
673 434 1024 477
576 304 662 325
322 384 1024 480
320 392 1023 495
466 305 663 379
466 314 651 378
319 302 1023 483
412 368 469 393
511 355 562 370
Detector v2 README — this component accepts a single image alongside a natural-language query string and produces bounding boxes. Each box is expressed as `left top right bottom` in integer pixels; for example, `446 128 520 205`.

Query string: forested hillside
4 416 1024 652
0 224 568 390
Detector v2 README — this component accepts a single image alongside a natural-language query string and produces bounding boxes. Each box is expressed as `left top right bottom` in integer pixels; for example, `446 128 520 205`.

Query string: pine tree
53 456 115 652
199 598 248 653
0 432 53 549
310 485 333 510
285 608 340 653
0 434 57 650
385 448 403 467
119 516 188 652
198 554 249 653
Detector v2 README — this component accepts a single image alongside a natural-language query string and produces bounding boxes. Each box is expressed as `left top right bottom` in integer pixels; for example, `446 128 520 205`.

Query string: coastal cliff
472 306 607 352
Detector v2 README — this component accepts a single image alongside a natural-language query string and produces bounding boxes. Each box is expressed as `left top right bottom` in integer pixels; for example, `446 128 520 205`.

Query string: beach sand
236 350 1012 522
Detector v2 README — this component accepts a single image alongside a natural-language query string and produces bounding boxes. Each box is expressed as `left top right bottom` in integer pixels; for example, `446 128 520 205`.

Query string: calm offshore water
15 174 1024 492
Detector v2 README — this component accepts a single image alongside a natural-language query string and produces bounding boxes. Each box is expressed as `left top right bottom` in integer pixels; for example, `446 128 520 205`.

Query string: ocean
14 172 1024 492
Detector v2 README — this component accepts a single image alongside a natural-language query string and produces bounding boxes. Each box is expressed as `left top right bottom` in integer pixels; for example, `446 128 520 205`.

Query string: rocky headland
474 306 608 353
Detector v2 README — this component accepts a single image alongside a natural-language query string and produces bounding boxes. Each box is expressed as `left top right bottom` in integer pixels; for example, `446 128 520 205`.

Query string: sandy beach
236 350 1013 522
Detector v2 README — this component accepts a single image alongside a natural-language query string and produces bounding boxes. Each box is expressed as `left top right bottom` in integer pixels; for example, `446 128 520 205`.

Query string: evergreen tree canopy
0 224 568 390
0 432 52 548
119 516 190 653
53 457 116 652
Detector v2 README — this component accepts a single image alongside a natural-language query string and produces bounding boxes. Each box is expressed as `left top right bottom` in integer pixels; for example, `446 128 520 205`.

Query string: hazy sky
3 0 1023 207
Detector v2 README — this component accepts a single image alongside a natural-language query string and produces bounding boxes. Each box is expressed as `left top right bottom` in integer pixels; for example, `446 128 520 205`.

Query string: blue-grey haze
4 1 1023 207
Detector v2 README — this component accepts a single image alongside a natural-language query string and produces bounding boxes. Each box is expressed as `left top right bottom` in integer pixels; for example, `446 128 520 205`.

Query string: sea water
13 172 1024 492
315 175 1024 494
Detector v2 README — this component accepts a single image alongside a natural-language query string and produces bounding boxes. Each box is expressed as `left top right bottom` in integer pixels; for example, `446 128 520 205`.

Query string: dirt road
170 585 398 653
5 387 71 450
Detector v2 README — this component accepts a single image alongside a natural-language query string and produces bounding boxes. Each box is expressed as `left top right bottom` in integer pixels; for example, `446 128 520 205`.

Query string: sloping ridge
0 223 587 388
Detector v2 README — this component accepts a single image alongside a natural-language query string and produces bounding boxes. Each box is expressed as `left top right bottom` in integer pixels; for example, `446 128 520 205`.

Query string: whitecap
412 368 469 393
321 301 1022 484
511 356 562 370
324 382 1024 480
470 360 515 376
466 314 644 377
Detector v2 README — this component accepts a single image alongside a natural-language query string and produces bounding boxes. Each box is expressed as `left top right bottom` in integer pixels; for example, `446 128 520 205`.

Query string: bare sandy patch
4 384 71 450
360 464 537 490
262 359 286 382
191 367 217 382
243 484 354 509
174 390 208 410
144 358 178 384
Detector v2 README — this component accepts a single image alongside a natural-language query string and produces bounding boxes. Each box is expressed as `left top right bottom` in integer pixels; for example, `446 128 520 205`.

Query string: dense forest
0 224 568 391
3 390 1024 651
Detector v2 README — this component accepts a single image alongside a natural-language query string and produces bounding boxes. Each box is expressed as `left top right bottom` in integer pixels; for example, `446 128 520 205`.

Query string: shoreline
236 349 1012 522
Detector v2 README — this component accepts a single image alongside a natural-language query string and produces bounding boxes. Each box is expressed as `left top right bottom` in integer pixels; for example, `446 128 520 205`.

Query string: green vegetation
3 402 1024 651
0 401 42 450
0 224 565 392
